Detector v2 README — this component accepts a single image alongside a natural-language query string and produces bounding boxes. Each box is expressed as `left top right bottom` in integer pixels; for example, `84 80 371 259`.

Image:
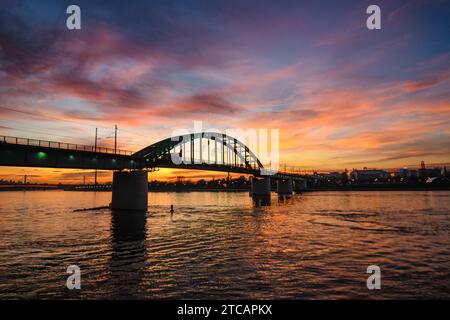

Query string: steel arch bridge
134 132 265 175
0 133 304 180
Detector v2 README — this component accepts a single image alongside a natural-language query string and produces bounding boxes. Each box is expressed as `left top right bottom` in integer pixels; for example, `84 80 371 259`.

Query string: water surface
0 190 449 299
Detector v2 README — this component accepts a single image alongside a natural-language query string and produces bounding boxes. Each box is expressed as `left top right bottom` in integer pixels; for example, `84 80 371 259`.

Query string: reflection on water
252 194 271 206
110 210 147 298
0 190 450 299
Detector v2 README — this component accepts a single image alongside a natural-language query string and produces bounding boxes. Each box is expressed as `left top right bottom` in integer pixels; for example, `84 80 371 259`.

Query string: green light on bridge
112 159 116 163
69 155 75 160
37 152 47 160
130 160 134 164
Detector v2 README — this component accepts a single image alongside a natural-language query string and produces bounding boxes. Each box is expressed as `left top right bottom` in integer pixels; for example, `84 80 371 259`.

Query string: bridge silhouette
0 133 307 208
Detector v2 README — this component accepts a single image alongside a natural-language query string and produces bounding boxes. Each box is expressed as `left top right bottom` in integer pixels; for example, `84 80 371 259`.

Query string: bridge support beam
276 178 293 196
250 176 271 205
111 170 148 211
294 179 307 193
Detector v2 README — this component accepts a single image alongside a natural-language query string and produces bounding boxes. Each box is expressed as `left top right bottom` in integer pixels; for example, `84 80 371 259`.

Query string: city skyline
1 0 449 182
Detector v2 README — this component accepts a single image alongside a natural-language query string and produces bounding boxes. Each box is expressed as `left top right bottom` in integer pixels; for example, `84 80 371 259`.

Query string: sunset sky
0 0 449 183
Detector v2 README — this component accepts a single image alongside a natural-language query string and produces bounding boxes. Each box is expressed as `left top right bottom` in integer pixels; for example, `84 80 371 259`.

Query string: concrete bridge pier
294 179 307 194
250 176 271 206
277 178 293 198
111 170 148 211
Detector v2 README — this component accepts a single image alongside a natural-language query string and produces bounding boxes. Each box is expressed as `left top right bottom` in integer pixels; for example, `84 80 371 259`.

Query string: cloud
402 72 450 93
172 93 239 115
0 0 449 179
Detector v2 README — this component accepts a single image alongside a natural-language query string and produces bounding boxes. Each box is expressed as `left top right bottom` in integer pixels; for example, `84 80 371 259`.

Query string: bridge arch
133 132 265 174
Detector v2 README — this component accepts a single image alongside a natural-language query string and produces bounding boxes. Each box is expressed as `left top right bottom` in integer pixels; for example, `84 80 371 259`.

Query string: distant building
407 169 418 178
321 172 342 183
418 161 443 180
350 169 389 183
419 168 442 180
426 176 450 184
389 168 418 181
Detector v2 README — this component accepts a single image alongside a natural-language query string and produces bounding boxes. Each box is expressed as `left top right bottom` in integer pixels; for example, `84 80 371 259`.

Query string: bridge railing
0 135 133 156
167 156 260 169
162 156 306 176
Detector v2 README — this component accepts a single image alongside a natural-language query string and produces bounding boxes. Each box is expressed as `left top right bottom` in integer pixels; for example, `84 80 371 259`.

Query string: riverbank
307 183 450 191
1 183 450 192
0 185 58 191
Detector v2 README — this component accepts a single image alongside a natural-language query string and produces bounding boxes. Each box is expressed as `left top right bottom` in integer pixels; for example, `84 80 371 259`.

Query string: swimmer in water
170 204 174 214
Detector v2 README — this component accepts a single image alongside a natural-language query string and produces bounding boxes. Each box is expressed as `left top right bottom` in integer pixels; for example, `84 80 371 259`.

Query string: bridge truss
134 132 264 175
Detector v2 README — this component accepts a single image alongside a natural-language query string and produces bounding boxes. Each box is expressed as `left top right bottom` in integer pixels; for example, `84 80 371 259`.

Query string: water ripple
0 190 450 299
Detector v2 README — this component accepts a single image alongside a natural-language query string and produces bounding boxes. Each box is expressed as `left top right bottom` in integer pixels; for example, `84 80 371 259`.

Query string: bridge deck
0 135 306 180
0 140 143 170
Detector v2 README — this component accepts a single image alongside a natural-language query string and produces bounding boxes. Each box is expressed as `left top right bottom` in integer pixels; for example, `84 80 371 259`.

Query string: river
0 190 449 299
